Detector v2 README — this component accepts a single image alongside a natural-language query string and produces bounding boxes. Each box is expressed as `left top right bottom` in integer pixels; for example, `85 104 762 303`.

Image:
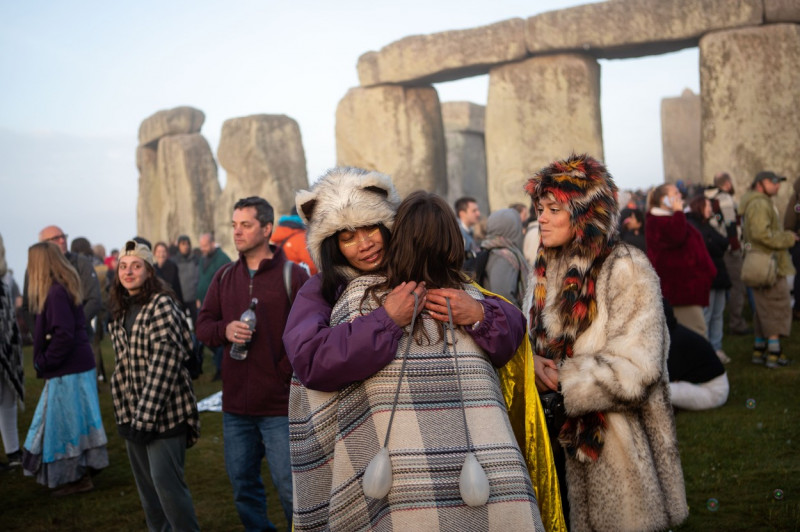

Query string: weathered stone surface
215 114 308 255
485 54 603 211
138 134 219 245
136 145 160 242
765 0 800 22
358 18 526 86
138 106 205 148
661 89 701 185
442 102 488 216
701 24 800 214
526 0 762 59
442 101 485 135
336 86 447 198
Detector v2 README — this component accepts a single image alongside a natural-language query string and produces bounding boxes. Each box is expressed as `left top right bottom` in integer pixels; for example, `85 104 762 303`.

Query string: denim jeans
703 289 727 350
223 413 293 532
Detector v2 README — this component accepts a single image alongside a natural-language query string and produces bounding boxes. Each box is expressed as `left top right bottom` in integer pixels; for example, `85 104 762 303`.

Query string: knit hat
296 167 400 276
524 153 619 463
120 239 154 266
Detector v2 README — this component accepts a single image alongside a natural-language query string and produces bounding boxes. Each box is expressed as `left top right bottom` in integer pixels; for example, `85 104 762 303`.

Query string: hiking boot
51 475 94 497
777 353 790 366
752 350 766 365
765 354 780 369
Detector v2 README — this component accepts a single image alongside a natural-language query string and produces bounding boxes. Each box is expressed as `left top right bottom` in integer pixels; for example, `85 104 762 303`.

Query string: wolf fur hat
296 167 400 276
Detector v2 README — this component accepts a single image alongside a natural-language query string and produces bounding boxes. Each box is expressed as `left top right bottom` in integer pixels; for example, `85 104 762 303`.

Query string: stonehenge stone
765 0 800 22
485 54 603 211
336 85 447 198
215 114 309 255
135 145 160 242
526 0 762 59
138 106 205 148
442 102 488 216
357 18 526 86
661 89 701 185
701 24 800 213
149 134 219 245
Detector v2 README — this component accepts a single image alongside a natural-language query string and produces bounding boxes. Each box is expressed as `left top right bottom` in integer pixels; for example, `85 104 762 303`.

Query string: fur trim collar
296 167 400 277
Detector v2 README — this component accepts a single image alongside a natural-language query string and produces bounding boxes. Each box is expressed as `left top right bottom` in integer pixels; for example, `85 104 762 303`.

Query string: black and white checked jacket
109 293 199 447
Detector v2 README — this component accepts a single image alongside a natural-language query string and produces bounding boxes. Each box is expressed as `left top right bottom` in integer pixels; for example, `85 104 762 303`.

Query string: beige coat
527 243 688 532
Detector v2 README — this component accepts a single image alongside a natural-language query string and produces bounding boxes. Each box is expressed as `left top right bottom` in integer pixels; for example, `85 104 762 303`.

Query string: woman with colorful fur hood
283 168 561 531
525 154 688 532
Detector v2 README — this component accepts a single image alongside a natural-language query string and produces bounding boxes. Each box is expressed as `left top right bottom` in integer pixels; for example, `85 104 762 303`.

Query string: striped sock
767 339 781 354
754 338 766 351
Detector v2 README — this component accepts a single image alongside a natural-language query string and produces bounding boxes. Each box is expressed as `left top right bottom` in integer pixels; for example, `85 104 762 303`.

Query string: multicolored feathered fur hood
524 153 619 257
295 167 400 278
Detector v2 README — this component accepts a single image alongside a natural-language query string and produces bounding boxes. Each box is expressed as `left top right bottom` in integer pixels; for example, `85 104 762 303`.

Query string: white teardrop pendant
363 447 393 499
459 451 490 506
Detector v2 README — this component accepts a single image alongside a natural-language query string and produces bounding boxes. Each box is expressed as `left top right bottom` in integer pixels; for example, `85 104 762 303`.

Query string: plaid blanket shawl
290 275 544 531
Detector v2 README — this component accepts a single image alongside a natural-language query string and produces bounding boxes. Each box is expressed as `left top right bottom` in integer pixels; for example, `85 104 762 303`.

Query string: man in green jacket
196 232 231 380
740 171 799 368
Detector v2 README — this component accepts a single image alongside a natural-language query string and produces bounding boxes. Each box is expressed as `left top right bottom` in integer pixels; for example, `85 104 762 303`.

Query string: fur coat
525 243 688 532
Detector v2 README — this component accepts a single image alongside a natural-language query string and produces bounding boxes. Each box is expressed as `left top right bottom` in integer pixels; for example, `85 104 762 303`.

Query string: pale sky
0 0 699 281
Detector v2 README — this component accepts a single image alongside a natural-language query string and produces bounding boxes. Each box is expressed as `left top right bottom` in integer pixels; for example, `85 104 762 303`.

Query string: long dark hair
365 191 469 340
318 224 392 306
109 261 176 321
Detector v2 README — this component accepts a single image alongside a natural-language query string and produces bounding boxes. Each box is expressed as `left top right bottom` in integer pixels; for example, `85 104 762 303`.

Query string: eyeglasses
45 233 68 243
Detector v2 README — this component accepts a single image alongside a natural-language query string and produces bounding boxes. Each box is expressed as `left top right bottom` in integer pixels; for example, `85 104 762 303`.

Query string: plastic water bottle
230 298 258 361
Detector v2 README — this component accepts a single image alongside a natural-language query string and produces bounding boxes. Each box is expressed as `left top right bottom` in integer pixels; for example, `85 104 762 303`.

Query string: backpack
462 249 492 286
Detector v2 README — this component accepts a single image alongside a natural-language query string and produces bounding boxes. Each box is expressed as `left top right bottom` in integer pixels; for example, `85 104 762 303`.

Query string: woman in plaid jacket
109 240 200 531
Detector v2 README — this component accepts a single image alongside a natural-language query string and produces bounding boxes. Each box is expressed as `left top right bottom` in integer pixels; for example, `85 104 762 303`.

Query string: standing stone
154 134 220 244
442 102 488 216
526 0 762 59
139 106 205 148
357 18 526 86
485 54 603 211
136 145 160 241
701 24 800 212
661 89 701 185
336 85 447 199
215 114 308 256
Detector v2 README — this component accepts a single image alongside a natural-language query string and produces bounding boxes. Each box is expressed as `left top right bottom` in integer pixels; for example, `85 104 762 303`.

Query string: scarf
481 235 530 302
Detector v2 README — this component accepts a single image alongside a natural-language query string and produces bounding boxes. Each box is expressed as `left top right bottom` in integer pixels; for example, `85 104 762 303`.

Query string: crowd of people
0 157 797 531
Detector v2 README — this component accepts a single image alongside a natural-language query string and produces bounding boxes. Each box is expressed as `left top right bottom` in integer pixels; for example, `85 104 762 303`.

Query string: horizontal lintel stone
357 18 526 86
525 0 763 59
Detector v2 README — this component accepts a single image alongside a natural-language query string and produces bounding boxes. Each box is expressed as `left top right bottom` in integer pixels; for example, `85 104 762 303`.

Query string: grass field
1 317 797 531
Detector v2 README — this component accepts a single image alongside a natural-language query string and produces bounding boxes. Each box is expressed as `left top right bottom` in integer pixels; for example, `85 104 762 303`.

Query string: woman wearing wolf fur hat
524 154 688 532
284 166 524 393
283 168 538 530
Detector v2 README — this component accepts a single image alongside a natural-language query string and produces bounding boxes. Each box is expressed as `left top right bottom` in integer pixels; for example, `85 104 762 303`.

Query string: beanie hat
296 167 400 277
524 153 619 463
120 239 154 267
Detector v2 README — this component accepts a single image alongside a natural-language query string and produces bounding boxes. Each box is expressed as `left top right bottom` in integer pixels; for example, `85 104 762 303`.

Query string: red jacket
196 247 309 416
646 210 716 307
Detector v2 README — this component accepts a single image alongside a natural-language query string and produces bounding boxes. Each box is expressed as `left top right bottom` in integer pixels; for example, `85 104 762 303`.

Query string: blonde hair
26 242 82 314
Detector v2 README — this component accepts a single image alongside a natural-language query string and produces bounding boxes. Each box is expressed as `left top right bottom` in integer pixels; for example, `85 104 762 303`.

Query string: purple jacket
283 274 526 392
196 247 310 416
33 283 95 379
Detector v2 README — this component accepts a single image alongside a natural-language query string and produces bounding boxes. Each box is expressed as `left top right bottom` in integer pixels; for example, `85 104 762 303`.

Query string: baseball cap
752 171 786 187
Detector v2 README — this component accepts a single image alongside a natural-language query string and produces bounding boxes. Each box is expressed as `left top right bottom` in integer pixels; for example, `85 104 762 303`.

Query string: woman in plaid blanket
287 187 543 531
